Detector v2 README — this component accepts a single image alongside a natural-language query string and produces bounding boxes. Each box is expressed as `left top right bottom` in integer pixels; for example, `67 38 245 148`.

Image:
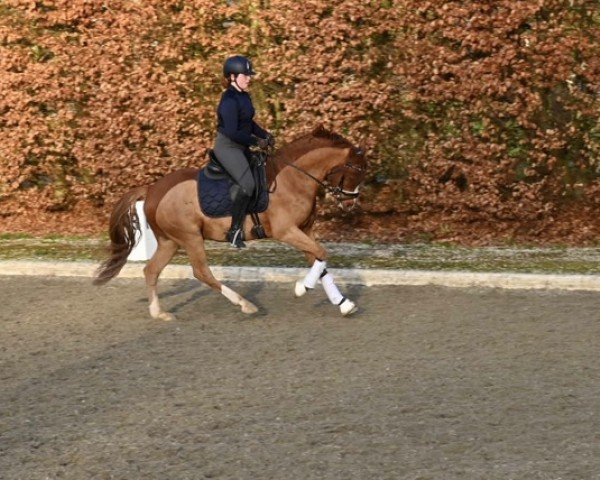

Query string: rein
262 149 363 200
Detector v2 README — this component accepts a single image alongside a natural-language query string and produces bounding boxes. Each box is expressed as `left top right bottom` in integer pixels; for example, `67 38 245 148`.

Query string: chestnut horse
93 126 367 319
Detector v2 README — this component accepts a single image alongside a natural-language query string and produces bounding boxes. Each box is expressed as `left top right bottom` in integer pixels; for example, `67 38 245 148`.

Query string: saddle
197 149 269 230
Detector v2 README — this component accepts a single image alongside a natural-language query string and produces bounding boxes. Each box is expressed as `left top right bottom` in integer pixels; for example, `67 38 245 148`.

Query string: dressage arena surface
1 276 599 479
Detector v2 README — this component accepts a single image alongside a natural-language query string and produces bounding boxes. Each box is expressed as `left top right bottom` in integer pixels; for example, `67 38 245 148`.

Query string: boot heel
227 228 246 248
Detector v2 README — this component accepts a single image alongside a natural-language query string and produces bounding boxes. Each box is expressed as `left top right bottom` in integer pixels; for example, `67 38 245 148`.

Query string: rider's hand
266 133 276 147
256 137 269 149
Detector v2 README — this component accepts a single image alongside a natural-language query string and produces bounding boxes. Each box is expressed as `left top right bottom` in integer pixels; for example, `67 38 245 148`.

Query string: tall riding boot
226 192 252 248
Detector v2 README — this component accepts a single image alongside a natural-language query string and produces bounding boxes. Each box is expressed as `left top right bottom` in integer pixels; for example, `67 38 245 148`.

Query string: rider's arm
251 120 268 139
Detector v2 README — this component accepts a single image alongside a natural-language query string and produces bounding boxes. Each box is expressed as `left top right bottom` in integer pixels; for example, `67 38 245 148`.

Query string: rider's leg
213 133 256 248
226 188 252 248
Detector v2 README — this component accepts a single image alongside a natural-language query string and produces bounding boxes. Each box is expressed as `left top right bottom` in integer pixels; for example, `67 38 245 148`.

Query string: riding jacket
217 86 268 147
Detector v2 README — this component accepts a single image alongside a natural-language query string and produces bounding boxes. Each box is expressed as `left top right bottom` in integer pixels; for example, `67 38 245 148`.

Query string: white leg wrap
303 259 326 289
339 298 357 316
294 280 307 297
321 272 344 305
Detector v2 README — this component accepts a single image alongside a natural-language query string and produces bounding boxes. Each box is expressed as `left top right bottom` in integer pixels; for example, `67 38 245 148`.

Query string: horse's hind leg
182 234 258 314
144 236 178 321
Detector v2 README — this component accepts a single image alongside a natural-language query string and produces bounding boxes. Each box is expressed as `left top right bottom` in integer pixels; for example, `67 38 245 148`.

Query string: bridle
325 163 365 199
262 149 366 201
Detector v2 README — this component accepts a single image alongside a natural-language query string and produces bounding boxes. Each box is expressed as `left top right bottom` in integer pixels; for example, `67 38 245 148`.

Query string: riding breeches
213 132 255 197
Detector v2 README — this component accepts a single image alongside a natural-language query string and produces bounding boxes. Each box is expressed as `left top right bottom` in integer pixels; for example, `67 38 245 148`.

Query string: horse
93 125 368 319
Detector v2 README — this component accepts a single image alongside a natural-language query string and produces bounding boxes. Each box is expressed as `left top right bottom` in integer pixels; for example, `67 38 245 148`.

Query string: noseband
325 163 365 200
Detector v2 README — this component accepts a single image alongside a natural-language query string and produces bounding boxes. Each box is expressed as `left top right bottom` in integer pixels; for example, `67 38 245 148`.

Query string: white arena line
0 260 599 292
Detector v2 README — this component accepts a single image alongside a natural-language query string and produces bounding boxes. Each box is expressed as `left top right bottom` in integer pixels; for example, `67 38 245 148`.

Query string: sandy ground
1 276 599 480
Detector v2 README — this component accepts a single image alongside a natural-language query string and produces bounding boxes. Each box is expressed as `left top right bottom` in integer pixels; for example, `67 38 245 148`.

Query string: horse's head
273 126 368 210
325 144 368 211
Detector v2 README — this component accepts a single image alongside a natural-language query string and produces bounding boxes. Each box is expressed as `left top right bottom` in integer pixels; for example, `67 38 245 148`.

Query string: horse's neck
283 146 345 183
269 147 341 219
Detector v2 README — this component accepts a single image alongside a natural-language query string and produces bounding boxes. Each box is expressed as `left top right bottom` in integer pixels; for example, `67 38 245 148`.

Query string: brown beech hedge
0 1 598 244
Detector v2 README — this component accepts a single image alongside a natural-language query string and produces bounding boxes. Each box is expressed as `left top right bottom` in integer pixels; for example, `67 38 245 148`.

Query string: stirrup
251 223 266 239
248 212 266 239
227 228 246 248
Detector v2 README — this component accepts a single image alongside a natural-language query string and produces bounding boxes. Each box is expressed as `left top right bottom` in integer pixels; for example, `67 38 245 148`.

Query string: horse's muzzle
338 186 360 211
340 197 359 211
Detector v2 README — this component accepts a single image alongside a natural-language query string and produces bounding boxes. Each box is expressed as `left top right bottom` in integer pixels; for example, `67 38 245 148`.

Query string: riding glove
256 137 269 149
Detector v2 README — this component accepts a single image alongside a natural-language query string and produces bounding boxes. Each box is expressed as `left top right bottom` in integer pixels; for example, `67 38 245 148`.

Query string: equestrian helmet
223 55 256 77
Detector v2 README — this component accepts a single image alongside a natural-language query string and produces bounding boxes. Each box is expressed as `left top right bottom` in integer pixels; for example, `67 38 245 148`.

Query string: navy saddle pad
197 167 269 218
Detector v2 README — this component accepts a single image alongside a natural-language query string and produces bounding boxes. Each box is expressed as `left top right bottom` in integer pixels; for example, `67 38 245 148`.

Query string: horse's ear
356 143 366 156
312 124 326 136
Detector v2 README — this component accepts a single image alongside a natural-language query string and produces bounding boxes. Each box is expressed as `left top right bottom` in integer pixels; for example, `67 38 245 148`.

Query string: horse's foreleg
183 234 258 315
276 227 357 316
277 226 327 296
320 269 357 316
298 227 319 293
295 264 356 315
144 237 179 321
294 259 326 297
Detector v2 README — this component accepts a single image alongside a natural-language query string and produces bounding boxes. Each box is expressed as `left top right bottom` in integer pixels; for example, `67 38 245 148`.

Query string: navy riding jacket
217 86 268 147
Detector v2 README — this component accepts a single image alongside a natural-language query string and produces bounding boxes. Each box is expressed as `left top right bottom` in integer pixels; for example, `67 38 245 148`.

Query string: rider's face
232 73 251 91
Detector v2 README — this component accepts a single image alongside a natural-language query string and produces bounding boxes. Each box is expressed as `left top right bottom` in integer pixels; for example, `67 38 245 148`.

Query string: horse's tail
93 185 149 286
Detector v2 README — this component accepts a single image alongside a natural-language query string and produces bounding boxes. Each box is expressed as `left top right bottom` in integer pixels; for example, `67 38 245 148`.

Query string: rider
214 55 274 248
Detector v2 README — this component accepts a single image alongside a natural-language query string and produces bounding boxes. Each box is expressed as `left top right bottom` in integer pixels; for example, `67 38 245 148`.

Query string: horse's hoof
340 299 357 316
241 301 258 314
157 312 176 322
294 280 307 297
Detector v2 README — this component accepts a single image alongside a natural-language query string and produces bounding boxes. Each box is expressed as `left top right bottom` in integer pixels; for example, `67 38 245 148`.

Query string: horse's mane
266 125 355 184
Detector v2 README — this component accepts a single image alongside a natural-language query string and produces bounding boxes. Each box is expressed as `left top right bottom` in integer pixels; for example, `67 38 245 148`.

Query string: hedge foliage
0 1 598 243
